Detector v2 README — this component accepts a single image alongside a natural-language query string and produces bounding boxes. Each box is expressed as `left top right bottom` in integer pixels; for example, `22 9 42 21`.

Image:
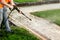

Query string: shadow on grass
0 25 40 40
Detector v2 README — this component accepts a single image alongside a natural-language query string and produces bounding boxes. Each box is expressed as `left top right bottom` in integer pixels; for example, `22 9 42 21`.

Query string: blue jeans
0 6 11 32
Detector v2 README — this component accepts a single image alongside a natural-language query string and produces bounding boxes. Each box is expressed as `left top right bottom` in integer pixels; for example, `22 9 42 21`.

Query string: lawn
14 0 41 3
0 25 41 40
31 9 60 26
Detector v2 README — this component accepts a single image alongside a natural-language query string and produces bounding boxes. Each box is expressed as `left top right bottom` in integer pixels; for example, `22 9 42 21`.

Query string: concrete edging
15 1 60 7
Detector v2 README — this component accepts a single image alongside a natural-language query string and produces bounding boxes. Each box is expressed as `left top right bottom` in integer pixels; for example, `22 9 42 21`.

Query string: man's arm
1 0 13 9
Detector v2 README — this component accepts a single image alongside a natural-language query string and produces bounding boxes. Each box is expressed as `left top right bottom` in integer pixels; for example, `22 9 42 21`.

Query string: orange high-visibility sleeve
0 0 11 8
0 4 3 8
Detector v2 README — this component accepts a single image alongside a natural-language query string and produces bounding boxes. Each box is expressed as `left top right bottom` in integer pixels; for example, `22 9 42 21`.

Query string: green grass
31 9 60 26
14 0 40 3
0 25 41 40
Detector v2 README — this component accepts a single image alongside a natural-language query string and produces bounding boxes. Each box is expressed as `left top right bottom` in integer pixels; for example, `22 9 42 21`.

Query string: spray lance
14 5 32 21
9 5 32 21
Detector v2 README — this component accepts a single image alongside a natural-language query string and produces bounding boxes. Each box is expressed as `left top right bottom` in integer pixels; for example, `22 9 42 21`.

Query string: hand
9 6 13 10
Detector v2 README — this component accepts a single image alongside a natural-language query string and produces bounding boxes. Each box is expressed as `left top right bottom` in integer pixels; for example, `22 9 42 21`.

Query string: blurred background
14 0 60 3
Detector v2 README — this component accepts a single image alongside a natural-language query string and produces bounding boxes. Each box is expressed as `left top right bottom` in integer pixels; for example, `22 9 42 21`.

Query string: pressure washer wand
13 5 32 21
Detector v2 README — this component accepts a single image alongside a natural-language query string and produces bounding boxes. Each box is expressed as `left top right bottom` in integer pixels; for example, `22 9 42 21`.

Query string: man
0 0 15 32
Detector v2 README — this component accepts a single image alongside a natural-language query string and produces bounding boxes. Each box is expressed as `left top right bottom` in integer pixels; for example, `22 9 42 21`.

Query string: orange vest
0 0 11 8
